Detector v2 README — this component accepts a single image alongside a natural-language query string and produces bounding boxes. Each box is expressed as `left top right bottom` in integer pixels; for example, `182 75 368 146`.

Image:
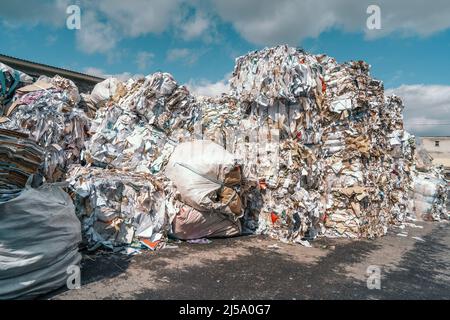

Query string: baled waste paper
414 139 434 171
83 73 197 173
227 46 416 241
0 62 33 114
69 73 200 248
410 141 448 221
67 165 167 250
101 72 197 135
0 129 45 202
0 75 90 181
0 44 448 278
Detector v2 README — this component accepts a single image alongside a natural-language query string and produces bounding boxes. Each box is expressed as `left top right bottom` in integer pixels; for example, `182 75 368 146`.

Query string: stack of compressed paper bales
0 75 89 181
0 46 423 251
69 73 202 249
228 45 416 242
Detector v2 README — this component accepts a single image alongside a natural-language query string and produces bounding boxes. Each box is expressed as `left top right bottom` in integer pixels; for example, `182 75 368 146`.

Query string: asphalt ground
48 220 450 300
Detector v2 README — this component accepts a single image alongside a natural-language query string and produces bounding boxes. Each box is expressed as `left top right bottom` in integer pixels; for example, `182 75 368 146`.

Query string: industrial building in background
419 136 450 180
0 53 104 93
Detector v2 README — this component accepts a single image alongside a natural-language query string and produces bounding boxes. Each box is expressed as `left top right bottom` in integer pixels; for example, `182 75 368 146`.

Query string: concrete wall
421 137 450 155
419 137 450 180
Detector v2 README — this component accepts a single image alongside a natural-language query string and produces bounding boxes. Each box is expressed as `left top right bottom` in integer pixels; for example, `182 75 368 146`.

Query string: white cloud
178 11 210 40
1 0 184 54
211 0 337 45
167 48 190 61
166 48 201 65
75 11 117 54
365 0 450 39
386 84 450 136
96 0 181 37
83 67 107 77
83 67 143 82
0 0 69 26
46 34 58 46
78 0 210 54
3 0 450 53
135 51 155 71
211 0 450 45
187 74 230 97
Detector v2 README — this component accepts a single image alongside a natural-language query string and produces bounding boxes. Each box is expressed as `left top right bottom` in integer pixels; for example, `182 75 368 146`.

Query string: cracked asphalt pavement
48 220 450 300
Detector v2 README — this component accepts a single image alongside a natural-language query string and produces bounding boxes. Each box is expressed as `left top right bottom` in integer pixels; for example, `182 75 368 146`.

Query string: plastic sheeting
0 180 81 299
171 203 241 240
165 140 243 216
90 78 123 106
412 171 448 221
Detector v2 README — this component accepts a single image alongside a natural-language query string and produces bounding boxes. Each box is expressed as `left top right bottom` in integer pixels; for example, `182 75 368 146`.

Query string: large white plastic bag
413 199 433 217
0 183 82 299
414 175 439 197
165 140 237 213
171 204 241 240
90 78 121 105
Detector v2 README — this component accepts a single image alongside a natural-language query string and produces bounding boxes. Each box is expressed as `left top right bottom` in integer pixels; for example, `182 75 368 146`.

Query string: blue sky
1 0 450 135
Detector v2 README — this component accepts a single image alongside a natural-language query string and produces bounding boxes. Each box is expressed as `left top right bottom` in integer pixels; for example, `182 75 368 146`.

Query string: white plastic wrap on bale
412 173 448 221
90 78 121 105
165 140 237 214
0 183 82 299
413 200 433 218
414 175 440 198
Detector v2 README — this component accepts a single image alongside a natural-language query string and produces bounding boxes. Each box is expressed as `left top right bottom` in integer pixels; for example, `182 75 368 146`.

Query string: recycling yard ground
48 220 450 300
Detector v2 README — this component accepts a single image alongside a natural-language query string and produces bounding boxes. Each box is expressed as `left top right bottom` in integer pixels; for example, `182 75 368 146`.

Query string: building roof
0 53 105 85
419 136 450 139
